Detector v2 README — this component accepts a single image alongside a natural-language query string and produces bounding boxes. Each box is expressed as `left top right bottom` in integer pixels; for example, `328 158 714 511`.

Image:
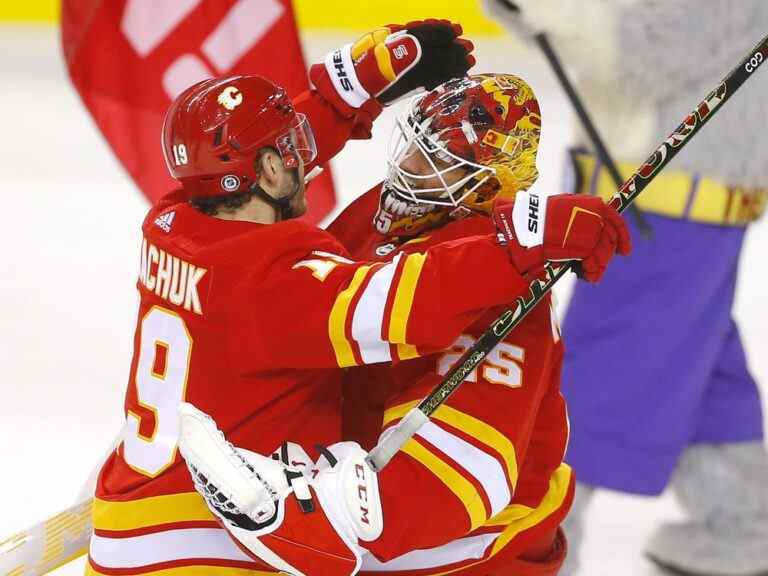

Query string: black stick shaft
367 32 768 472
535 32 653 237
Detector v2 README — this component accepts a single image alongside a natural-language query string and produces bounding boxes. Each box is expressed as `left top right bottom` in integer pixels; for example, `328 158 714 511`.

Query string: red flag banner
61 0 336 223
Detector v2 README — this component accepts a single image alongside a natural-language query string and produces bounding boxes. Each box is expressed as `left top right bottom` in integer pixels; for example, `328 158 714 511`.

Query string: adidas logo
154 211 175 233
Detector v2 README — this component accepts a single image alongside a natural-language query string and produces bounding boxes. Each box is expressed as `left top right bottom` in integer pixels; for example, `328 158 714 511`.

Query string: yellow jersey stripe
86 563 275 576
419 464 573 576
388 252 426 344
384 400 518 487
401 439 487 531
396 342 419 360
489 464 572 554
93 493 215 531
328 265 373 367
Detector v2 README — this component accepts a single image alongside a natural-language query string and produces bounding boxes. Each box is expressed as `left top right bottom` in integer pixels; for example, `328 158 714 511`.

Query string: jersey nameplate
139 237 208 315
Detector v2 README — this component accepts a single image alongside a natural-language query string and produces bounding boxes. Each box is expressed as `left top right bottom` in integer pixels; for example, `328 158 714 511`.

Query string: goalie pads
177 402 383 576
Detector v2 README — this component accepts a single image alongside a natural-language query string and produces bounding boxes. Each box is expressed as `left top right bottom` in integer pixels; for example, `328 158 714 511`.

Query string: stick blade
0 499 92 576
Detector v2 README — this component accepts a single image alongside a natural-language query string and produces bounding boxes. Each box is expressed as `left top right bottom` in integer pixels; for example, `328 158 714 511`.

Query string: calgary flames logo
217 86 243 110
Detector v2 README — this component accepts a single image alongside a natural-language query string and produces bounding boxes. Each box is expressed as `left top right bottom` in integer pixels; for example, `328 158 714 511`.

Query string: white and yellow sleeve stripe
387 252 427 361
89 493 278 574
351 254 403 364
383 401 519 530
328 252 428 367
328 264 375 367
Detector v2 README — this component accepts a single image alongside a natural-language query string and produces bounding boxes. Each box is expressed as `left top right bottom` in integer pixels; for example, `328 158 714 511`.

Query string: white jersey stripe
417 421 511 517
351 253 402 363
90 527 251 569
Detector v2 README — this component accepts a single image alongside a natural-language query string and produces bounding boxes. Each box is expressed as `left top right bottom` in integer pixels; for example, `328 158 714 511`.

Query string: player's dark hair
190 190 254 216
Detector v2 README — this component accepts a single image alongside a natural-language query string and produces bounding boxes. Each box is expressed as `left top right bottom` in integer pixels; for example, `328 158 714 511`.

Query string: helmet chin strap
249 168 301 221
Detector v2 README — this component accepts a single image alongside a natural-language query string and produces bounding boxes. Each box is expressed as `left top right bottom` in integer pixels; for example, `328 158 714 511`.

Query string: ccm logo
332 50 353 91
527 193 540 233
392 44 409 60
745 51 764 73
355 464 371 525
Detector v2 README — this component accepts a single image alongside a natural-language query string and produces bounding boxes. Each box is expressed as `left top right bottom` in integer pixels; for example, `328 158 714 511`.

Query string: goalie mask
375 73 541 237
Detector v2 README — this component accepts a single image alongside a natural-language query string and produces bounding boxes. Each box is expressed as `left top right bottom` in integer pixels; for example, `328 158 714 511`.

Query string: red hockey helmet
377 73 541 236
162 75 317 198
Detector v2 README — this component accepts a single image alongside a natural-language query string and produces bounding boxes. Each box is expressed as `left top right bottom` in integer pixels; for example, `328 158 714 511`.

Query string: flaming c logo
217 86 243 110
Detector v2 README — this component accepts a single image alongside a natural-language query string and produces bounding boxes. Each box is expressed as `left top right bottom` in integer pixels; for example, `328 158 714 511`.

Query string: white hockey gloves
177 402 383 576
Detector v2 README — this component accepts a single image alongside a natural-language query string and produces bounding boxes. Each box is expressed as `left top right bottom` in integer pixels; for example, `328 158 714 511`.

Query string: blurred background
0 2 765 575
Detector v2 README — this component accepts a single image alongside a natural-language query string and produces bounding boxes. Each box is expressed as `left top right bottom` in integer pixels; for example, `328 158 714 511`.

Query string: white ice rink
1 24 766 576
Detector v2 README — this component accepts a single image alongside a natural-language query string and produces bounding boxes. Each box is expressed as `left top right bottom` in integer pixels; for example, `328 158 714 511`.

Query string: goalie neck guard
375 73 542 238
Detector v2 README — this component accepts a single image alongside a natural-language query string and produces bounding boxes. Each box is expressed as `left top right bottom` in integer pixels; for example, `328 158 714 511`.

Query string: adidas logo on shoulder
154 211 176 233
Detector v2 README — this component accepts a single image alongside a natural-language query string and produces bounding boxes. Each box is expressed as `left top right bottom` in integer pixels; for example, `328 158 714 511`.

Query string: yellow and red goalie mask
374 73 542 238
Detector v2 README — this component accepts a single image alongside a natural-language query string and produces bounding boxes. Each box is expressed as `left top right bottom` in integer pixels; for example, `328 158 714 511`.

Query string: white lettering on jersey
139 237 207 315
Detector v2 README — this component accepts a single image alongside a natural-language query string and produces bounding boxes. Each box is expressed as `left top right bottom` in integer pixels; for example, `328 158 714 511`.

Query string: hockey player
485 1 768 575
86 20 499 575
177 73 631 576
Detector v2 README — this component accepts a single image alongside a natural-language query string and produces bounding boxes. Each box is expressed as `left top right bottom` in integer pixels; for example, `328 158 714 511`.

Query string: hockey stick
0 429 122 575
0 498 92 576
536 33 653 237
490 0 653 236
366 31 768 471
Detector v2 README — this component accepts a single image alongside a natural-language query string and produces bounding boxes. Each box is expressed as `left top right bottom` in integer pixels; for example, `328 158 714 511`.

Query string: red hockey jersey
328 187 574 573
87 90 537 575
